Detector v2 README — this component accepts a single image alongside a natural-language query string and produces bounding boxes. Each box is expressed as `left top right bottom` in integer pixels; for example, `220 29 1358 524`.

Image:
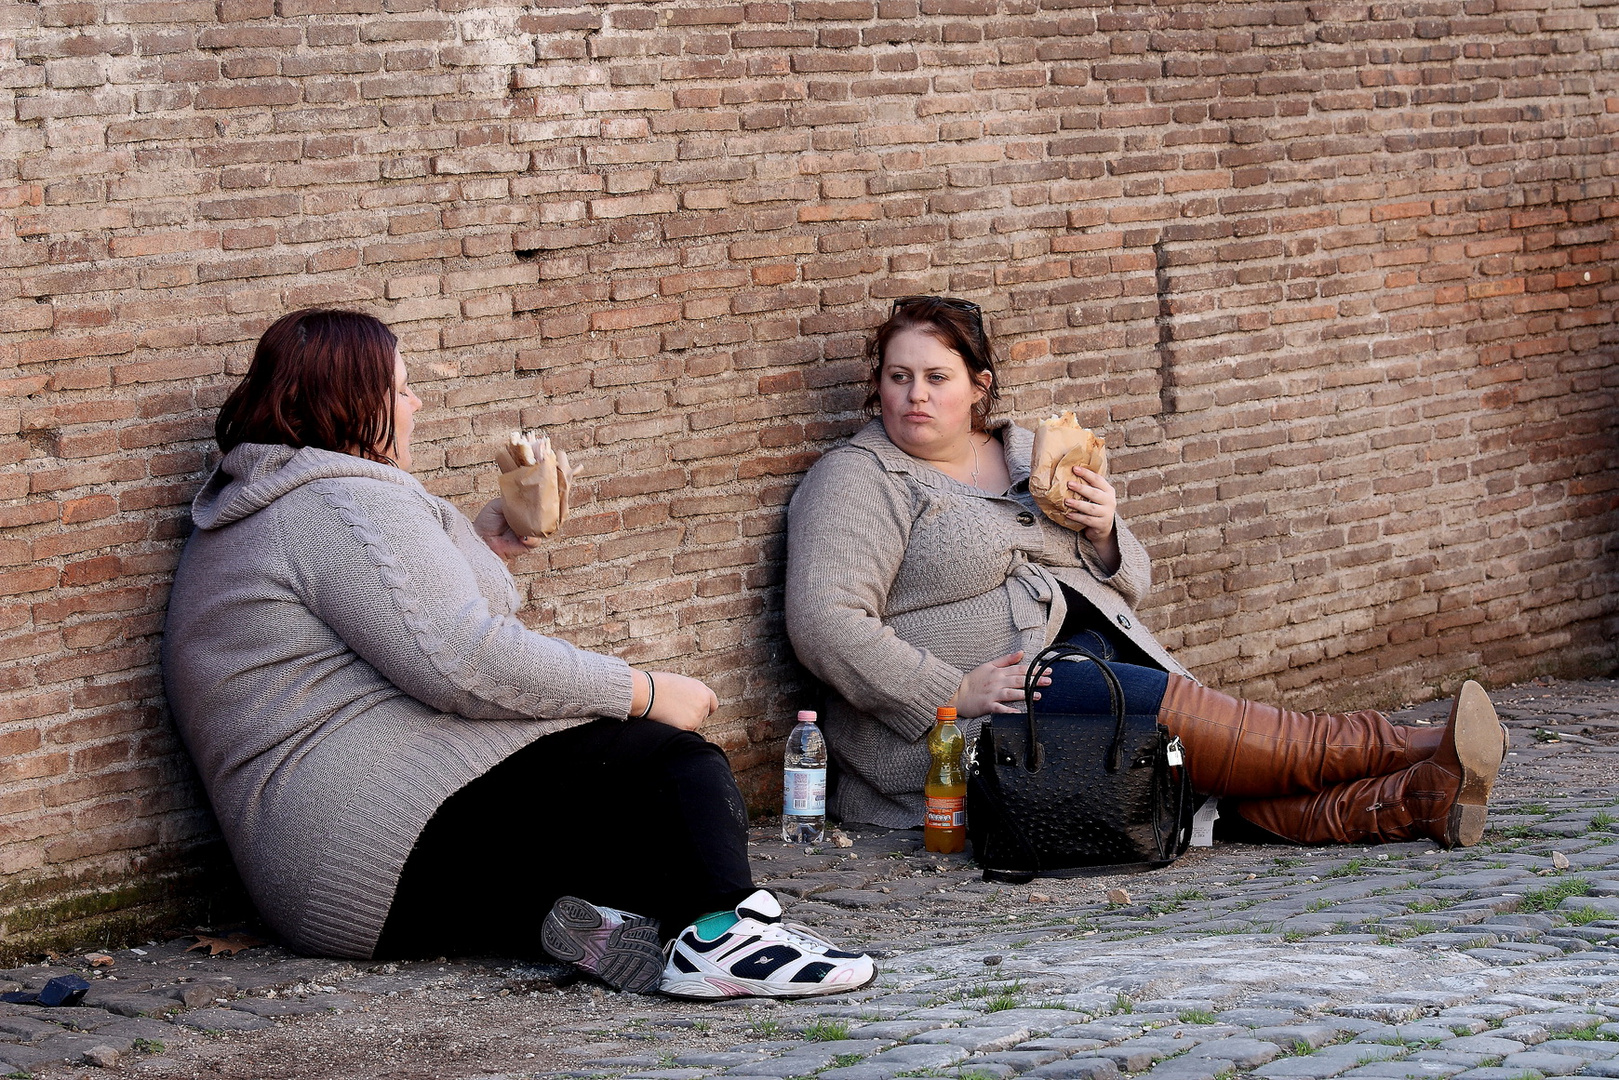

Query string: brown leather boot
1157 676 1450 798
1403 724 1445 759
1230 682 1505 847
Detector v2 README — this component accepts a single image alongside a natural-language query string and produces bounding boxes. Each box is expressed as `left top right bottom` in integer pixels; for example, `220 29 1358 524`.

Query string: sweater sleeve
283 477 634 722
1075 515 1152 609
785 451 966 743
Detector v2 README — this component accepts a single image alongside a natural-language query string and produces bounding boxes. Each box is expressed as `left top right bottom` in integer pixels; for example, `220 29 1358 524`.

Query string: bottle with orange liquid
924 706 967 853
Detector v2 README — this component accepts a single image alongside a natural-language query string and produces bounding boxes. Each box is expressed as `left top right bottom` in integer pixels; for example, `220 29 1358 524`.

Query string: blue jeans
1033 633 1171 717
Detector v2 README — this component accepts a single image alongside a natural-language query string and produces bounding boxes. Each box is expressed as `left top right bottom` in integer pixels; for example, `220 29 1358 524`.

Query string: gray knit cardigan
162 444 634 958
784 420 1192 829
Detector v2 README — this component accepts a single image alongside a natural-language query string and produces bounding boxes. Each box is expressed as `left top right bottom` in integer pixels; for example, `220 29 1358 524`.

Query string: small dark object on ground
1 974 91 1007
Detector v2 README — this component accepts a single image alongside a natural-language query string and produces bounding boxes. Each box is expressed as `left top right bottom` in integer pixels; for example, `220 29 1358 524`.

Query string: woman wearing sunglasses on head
784 296 1507 848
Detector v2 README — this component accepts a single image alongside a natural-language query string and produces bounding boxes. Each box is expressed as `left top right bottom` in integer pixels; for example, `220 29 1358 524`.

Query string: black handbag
966 643 1194 883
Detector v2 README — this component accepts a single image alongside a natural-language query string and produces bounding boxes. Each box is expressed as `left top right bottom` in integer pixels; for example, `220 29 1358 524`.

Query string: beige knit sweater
163 444 634 958
785 420 1190 828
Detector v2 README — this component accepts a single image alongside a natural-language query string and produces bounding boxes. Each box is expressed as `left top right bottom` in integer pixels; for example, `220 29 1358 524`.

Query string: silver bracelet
634 673 655 720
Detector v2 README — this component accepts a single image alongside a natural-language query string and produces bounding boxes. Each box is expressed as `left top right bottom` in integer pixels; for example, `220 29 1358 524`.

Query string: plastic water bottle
782 710 827 843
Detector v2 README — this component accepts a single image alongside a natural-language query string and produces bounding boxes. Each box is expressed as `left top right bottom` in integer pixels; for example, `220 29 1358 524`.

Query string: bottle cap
935 706 957 721
797 710 817 722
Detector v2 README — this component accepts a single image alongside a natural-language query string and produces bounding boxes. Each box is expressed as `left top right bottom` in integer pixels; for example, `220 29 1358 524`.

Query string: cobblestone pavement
6 676 1619 1080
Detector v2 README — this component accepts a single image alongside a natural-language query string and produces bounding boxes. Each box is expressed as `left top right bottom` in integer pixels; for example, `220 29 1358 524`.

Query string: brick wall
2 0 1617 951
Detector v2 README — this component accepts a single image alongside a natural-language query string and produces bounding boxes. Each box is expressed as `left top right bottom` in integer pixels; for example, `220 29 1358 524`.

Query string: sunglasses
890 295 987 347
890 295 982 320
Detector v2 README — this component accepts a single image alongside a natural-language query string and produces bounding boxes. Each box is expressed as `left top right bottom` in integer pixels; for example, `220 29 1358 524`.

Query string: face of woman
877 328 990 459
387 350 422 470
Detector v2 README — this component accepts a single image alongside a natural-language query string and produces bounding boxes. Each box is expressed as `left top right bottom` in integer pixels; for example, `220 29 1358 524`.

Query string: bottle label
925 795 965 829
783 768 826 816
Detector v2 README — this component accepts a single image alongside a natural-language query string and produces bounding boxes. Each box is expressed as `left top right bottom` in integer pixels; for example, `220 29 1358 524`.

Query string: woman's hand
949 651 1050 717
632 670 719 732
472 498 543 560
1062 467 1122 574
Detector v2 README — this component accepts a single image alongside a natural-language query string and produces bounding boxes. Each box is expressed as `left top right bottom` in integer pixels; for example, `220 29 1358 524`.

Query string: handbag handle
1021 642 1129 774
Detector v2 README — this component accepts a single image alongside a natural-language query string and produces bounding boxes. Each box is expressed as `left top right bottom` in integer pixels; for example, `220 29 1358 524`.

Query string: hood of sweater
191 443 422 531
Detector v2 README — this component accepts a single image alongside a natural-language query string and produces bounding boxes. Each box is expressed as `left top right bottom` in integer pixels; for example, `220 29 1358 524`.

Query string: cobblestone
0 678 1609 1079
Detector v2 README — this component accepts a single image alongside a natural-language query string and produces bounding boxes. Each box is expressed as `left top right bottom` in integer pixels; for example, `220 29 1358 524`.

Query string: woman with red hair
163 308 874 1000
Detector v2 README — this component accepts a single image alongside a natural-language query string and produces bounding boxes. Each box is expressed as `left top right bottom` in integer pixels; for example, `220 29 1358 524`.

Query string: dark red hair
864 296 1001 431
216 308 399 464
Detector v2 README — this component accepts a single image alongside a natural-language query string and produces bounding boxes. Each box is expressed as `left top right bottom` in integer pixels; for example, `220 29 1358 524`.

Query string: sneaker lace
763 919 846 954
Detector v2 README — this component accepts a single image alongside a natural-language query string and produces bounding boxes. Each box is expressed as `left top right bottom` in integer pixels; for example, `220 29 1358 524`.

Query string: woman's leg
1038 660 1504 846
1155 677 1445 798
376 718 754 959
1230 682 1505 847
1038 659 1437 797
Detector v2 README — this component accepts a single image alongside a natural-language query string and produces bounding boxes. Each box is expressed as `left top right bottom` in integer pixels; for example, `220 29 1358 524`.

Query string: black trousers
375 718 756 959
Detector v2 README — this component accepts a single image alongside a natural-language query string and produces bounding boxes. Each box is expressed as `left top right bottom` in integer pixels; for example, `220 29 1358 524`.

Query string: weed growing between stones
751 1018 783 1038
1179 1009 1218 1024
833 1052 867 1067
986 988 1024 1012
1521 875 1591 911
1329 857 1371 878
1563 906 1606 925
1407 898 1453 913
1114 992 1134 1014
1560 1022 1619 1042
801 1019 850 1041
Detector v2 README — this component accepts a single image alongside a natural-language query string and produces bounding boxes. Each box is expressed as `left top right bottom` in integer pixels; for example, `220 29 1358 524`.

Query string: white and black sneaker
659 890 877 999
540 896 664 993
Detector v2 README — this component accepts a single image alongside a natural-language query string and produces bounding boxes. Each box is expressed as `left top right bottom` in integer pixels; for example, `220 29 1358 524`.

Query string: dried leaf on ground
187 933 266 956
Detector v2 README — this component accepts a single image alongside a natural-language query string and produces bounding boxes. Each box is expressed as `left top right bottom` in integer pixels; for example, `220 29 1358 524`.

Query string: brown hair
216 308 400 464
864 296 1001 431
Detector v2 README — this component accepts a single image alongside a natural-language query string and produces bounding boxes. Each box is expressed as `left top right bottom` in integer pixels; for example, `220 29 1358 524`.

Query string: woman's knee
1040 657 1170 715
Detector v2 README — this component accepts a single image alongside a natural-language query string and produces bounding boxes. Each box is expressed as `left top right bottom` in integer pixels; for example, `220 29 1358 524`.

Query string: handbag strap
1021 642 1129 773
1150 739 1194 862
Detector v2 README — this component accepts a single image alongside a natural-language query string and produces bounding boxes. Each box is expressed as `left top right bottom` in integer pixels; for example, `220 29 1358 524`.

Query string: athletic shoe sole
1446 680 1505 848
540 897 664 993
660 961 878 1000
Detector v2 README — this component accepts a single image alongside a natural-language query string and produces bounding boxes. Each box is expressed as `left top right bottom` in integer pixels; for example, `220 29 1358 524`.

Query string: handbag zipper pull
1165 736 1185 767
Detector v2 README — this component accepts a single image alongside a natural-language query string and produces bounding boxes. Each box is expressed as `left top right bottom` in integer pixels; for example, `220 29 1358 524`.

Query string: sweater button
1016 511 1035 526
1116 614 1132 629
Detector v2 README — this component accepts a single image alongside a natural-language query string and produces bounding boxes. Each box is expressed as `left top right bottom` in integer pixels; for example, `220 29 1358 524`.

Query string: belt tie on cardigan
1007 556 1066 642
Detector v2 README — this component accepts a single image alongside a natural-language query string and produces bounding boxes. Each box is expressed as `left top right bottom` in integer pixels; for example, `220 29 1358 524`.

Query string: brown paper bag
494 431 573 538
1028 412 1107 527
